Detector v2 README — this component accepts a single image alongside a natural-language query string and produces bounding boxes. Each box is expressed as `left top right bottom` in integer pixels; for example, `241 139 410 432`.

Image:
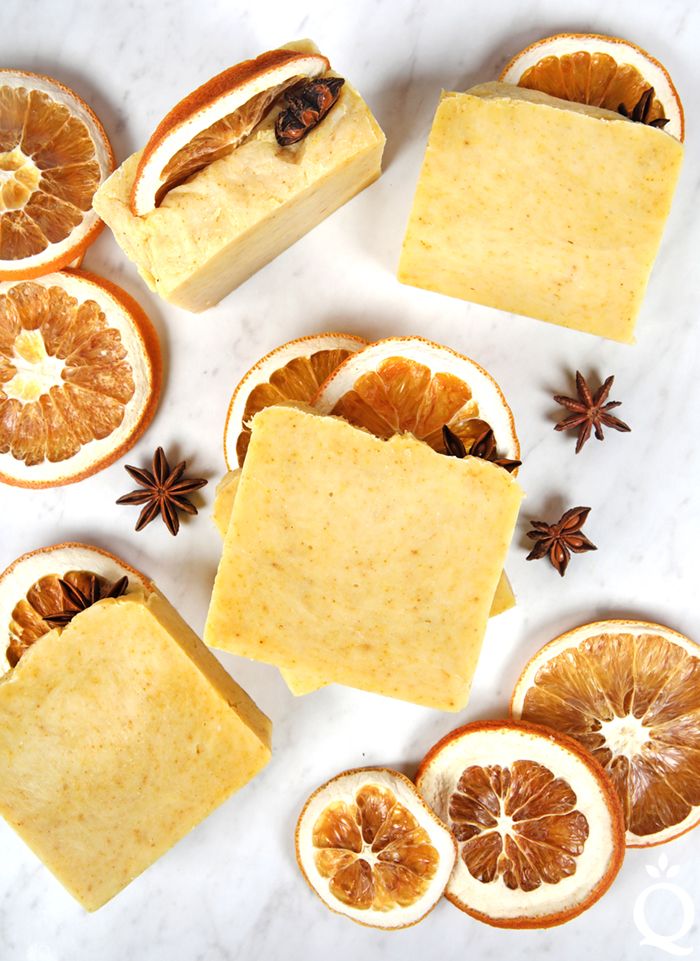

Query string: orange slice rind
416 720 625 928
295 767 456 929
0 267 162 487
314 336 519 462
130 49 330 216
500 33 684 141
511 619 700 847
0 542 153 674
223 331 366 468
0 70 114 279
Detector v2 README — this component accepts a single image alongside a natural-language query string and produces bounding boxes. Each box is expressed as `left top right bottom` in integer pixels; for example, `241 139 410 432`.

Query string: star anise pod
526 506 596 577
553 372 631 453
442 424 521 473
43 574 129 628
617 87 669 128
275 77 345 146
117 447 207 536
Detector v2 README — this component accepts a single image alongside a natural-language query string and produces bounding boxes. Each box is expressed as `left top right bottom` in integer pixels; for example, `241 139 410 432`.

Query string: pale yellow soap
0 590 271 911
205 406 523 711
398 82 683 343
212 466 516 697
94 41 385 312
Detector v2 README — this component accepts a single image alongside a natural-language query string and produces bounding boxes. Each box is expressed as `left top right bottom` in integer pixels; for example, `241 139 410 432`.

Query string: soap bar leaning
94 40 385 312
205 406 523 711
0 590 271 911
211 466 517 697
398 82 683 343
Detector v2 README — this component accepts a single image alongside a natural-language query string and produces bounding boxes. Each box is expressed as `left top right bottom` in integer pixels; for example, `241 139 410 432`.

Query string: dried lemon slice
500 33 684 141
130 49 330 216
223 331 366 468
0 268 161 486
296 767 456 929
0 70 114 278
0 542 152 674
314 336 519 463
511 619 700 846
416 720 624 928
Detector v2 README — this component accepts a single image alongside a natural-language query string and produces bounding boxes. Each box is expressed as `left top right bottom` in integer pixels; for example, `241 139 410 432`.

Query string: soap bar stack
205 405 523 712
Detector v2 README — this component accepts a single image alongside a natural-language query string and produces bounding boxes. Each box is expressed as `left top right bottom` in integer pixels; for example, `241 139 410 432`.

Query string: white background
1 0 699 958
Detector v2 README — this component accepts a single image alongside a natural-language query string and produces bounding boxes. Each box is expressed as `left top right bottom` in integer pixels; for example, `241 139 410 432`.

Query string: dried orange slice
416 720 624 928
0 542 152 674
500 34 684 141
511 619 700 847
0 70 114 279
314 336 519 462
223 331 366 468
296 767 456 929
130 49 330 216
0 267 161 487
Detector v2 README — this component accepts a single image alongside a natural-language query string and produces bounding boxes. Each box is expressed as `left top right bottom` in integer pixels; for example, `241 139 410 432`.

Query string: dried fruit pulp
450 759 589 891
519 51 666 123
0 85 100 261
331 356 490 452
0 281 134 465
313 783 439 911
516 628 700 842
236 346 353 464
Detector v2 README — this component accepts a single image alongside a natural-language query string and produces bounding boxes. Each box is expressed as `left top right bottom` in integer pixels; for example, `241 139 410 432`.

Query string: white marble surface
2 0 700 957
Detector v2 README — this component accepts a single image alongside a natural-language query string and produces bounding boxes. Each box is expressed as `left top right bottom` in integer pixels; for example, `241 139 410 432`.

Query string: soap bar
398 82 683 343
0 589 271 910
212 466 516 696
94 41 385 312
205 406 522 711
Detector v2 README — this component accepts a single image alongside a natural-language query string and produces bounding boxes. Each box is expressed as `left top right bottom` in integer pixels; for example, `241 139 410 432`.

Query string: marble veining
1 0 700 958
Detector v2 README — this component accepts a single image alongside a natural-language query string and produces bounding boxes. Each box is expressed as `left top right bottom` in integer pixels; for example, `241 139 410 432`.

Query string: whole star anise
42 574 129 629
442 424 521 473
554 372 631 453
617 87 669 129
117 447 207 536
275 76 345 146
526 506 596 577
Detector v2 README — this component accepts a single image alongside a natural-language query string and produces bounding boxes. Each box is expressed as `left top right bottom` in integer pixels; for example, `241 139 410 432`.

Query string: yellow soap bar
0 589 271 911
212 466 516 697
205 406 522 711
398 82 683 343
94 41 385 312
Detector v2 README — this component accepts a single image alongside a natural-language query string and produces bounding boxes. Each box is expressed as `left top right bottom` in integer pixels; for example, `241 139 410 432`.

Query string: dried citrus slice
0 542 152 674
314 336 519 462
500 33 684 141
0 70 114 279
511 619 700 847
0 267 161 487
130 49 330 216
416 720 624 928
296 767 456 929
223 332 366 468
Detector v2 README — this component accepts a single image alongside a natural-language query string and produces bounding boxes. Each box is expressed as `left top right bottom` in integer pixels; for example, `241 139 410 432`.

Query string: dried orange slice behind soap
223 332 366 468
0 70 114 278
296 767 456 929
511 619 700 846
416 720 625 928
0 268 161 487
0 542 152 673
500 33 684 140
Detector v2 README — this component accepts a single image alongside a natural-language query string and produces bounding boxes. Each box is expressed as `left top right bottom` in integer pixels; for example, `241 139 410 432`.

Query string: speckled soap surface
2 0 700 959
204 406 522 710
398 83 683 343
